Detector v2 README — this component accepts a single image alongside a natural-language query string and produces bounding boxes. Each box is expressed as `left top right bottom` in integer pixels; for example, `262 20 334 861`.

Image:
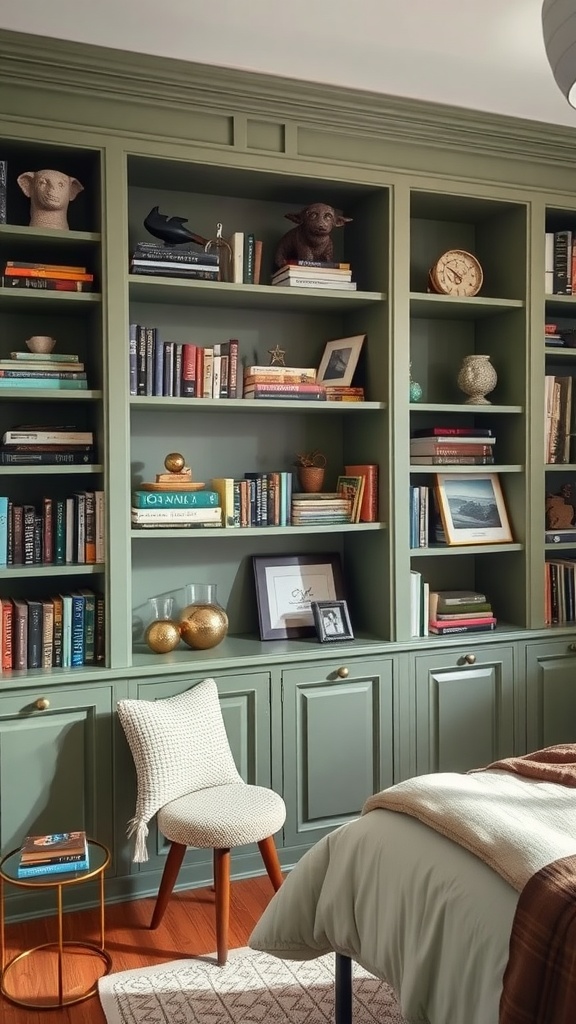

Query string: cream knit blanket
362 769 576 891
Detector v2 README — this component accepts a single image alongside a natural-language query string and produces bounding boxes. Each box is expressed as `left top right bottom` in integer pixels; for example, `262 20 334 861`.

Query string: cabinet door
414 644 516 774
281 658 394 849
525 639 576 749
0 684 114 867
125 670 272 875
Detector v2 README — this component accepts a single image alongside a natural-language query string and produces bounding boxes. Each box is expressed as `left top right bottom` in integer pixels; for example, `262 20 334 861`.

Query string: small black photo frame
311 600 354 643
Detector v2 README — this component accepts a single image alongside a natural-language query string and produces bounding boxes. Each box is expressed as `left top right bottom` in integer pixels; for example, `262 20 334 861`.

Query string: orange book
4 268 94 282
344 464 378 522
253 240 263 286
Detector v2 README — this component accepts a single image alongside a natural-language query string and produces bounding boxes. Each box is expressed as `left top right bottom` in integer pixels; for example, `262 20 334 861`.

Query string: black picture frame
311 599 354 642
253 553 345 640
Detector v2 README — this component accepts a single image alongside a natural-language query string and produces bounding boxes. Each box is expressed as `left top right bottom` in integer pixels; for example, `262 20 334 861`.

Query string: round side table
0 839 112 1009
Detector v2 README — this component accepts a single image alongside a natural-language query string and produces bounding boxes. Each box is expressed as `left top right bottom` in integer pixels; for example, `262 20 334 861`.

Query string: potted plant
293 450 326 492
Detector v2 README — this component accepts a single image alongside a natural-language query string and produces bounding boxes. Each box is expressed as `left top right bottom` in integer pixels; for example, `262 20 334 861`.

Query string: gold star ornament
268 345 286 367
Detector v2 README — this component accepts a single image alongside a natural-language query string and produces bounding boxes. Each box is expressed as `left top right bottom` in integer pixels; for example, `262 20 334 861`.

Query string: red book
411 427 494 438
429 616 497 628
1 598 13 670
345 464 378 522
243 382 325 394
195 347 204 397
181 344 197 397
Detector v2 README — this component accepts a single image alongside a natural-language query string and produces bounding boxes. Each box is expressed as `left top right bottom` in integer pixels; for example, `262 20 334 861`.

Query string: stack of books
270 260 356 290
1 261 94 292
0 425 95 466
410 427 495 466
17 830 89 878
291 492 353 526
132 488 222 529
324 386 365 402
0 351 88 392
428 590 497 635
129 243 220 281
242 365 326 401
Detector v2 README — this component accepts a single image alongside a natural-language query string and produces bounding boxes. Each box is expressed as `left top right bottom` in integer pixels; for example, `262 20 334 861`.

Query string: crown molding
2 28 576 167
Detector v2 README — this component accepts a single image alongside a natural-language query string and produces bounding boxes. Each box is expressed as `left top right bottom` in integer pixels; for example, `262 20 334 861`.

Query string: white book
202 348 214 399
60 594 73 668
271 277 357 290
131 506 222 522
212 343 221 399
410 569 422 638
226 232 244 283
2 430 94 445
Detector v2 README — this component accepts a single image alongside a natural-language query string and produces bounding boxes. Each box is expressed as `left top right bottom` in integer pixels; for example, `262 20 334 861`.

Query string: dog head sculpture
274 202 352 268
17 169 84 230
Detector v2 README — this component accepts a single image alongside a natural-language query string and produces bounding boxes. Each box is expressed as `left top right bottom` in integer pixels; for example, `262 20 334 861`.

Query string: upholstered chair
117 677 286 965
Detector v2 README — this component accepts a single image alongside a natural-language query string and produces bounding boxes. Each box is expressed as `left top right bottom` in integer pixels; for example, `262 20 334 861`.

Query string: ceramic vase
456 354 497 405
144 596 181 654
179 583 229 650
297 466 325 493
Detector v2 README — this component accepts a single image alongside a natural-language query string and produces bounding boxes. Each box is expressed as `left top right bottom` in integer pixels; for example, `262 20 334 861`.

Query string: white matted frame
253 553 345 640
435 472 513 546
316 334 366 387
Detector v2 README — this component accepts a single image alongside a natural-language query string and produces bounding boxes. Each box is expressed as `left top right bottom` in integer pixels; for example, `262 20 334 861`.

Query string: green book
132 490 219 508
0 378 87 390
77 588 96 664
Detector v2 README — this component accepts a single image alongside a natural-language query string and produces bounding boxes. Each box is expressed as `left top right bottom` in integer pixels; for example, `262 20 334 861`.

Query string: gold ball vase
144 596 181 654
179 584 229 651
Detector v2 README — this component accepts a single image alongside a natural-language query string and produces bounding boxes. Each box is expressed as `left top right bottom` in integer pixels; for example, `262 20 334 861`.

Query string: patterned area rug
98 947 407 1023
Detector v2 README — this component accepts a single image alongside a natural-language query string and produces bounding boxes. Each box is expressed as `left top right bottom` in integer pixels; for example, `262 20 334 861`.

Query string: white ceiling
2 0 576 130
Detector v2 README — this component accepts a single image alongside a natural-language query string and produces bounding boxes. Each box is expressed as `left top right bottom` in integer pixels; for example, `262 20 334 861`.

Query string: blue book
18 857 89 877
0 378 87 390
132 490 219 508
70 592 85 666
60 594 73 668
0 495 8 565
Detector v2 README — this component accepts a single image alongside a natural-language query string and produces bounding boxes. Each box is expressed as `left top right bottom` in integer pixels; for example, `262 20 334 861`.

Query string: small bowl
26 336 56 354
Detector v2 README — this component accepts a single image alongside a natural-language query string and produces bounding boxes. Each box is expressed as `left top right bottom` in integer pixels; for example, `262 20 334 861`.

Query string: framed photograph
316 334 366 387
311 599 354 643
435 473 513 546
253 553 345 640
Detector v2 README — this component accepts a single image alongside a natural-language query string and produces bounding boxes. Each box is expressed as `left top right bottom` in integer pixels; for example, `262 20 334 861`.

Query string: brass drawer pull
464 653 476 665
337 666 349 678
35 698 50 711
569 644 576 653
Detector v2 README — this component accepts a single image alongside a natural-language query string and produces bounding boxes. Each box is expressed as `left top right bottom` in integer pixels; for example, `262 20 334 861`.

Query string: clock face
430 249 483 297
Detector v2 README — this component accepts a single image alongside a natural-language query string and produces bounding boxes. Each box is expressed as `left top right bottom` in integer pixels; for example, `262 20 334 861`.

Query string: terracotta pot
297 466 325 493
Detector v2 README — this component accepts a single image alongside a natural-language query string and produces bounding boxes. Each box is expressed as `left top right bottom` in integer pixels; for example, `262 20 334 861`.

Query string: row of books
0 589 105 672
410 584 497 638
545 230 576 295
0 348 89 392
129 241 220 281
271 261 357 291
1 260 95 293
225 232 263 284
18 831 89 878
1 425 96 466
129 326 240 399
545 374 575 464
0 492 105 567
545 559 576 625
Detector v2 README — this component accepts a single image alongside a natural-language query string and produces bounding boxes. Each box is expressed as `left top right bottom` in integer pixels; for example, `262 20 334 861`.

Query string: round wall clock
428 249 483 297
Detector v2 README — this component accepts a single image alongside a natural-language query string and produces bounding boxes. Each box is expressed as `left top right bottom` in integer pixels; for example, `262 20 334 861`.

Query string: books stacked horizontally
1 261 94 292
0 350 88 392
242 365 326 402
130 243 220 281
428 590 496 635
410 427 495 466
271 261 357 291
18 830 89 878
0 425 95 466
291 492 353 526
132 488 222 529
324 386 365 402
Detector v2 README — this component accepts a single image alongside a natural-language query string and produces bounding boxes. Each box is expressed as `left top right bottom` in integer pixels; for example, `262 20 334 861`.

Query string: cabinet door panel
525 641 576 749
282 658 394 848
414 645 516 774
0 685 114 858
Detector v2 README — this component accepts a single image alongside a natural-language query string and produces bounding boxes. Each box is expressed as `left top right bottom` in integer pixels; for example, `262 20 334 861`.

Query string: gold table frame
0 839 112 1009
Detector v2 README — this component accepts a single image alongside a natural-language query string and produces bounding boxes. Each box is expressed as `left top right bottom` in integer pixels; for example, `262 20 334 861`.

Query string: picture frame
435 473 513 546
253 553 345 640
311 599 354 643
316 334 366 387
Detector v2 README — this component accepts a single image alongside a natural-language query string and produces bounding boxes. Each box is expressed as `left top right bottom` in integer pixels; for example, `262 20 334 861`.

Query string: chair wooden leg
214 848 231 966
258 835 284 891
150 841 187 929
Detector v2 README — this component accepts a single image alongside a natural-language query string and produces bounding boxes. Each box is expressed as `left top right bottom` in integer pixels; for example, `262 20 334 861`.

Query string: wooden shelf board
129 276 385 311
409 464 523 473
409 402 523 414
129 397 385 412
545 295 576 316
544 347 576 358
411 543 523 556
0 389 102 401
410 293 524 319
0 464 103 475
545 463 576 471
0 225 101 244
131 523 386 539
0 290 101 311
2 563 105 579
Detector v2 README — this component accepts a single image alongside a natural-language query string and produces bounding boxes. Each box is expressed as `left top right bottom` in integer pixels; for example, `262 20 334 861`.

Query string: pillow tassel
127 816 149 863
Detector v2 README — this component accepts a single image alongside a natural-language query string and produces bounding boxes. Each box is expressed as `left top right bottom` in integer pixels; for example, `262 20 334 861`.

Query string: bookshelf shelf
409 293 524 320
409 403 523 414
0 465 103 476
0 390 103 401
0 225 101 245
131 523 386 540
411 543 524 556
0 292 101 311
2 563 105 579
128 276 385 311
129 397 385 413
409 464 523 473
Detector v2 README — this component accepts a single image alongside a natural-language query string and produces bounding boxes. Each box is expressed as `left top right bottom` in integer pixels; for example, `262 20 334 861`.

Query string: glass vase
179 583 229 650
144 596 181 654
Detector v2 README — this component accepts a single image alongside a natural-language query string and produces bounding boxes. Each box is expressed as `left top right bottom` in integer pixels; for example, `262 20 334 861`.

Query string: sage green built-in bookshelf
2 27 576 921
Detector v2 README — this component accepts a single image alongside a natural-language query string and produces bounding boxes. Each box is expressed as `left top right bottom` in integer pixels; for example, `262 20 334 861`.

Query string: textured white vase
457 354 497 405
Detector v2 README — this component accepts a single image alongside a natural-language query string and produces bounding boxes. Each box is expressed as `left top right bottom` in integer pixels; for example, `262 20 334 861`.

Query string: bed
249 746 576 1024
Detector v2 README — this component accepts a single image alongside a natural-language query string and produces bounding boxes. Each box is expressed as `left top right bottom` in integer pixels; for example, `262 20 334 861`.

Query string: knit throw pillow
117 677 242 862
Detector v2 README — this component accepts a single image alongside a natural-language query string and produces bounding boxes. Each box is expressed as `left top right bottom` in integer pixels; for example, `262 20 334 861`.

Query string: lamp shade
542 0 576 106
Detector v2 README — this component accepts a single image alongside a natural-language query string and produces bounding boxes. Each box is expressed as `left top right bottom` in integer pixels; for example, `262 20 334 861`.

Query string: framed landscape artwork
435 473 513 546
253 553 345 640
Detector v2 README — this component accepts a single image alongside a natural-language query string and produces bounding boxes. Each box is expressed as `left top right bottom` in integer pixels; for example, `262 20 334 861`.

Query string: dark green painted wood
525 639 576 749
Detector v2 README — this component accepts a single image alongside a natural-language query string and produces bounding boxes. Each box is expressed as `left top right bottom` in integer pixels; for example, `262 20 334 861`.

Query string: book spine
13 600 28 669
1 599 13 670
94 491 106 562
41 599 54 668
84 491 96 563
0 369 86 380
345 465 378 522
3 431 94 444
0 451 94 466
42 496 53 564
145 327 156 397
129 323 138 396
173 343 183 398
95 594 105 663
212 344 221 399
253 240 263 285
163 341 174 397
553 229 572 294
271 277 356 290
61 595 72 668
285 260 351 269
12 505 23 564
0 378 87 390
243 382 325 393
181 343 197 397
154 331 164 396
219 342 229 398
70 594 85 666
4 267 93 281
428 622 497 634
20 852 87 866
0 495 7 566
1 275 93 291
0 159 6 224
412 427 494 437
23 504 35 565
243 392 327 401
136 326 146 396
80 590 96 664
18 859 89 877
74 492 86 563
130 265 218 279
133 247 218 264
228 339 239 398
6 260 86 273
244 233 255 283
210 478 237 527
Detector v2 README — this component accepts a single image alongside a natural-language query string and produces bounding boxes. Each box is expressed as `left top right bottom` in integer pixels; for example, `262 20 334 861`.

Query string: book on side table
17 830 89 877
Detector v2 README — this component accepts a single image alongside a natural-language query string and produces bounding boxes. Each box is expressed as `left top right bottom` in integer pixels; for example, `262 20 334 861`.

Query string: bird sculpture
143 206 208 248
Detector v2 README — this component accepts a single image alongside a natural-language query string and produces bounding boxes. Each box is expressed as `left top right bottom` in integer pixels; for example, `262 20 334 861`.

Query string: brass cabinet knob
464 653 476 665
569 644 576 652
337 666 349 678
35 698 50 711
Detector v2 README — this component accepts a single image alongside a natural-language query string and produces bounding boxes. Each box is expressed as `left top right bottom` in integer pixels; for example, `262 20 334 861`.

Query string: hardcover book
17 858 89 878
26 599 43 669
20 830 87 858
344 464 379 523
132 490 219 508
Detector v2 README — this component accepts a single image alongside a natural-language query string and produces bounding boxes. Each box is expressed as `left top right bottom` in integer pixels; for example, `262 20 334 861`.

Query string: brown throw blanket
363 744 576 1024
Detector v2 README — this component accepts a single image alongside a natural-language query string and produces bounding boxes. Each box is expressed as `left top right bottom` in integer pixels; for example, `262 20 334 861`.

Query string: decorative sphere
145 619 181 654
179 604 229 650
165 452 185 473
409 379 423 402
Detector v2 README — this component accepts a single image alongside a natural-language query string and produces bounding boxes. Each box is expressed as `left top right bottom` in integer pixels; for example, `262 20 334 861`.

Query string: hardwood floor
1 874 276 1023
